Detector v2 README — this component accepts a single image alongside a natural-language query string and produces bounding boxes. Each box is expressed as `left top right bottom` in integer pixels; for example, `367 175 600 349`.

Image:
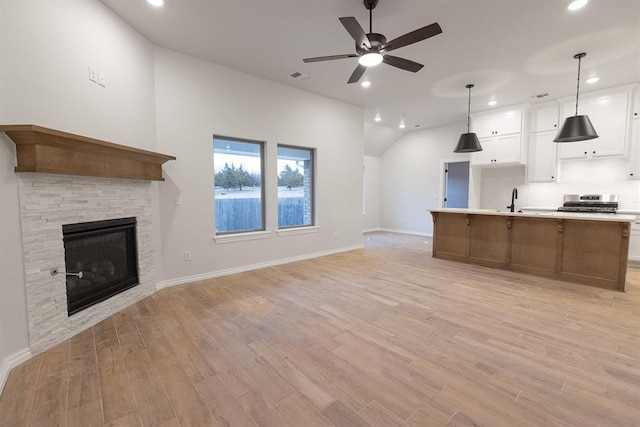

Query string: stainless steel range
557 194 618 214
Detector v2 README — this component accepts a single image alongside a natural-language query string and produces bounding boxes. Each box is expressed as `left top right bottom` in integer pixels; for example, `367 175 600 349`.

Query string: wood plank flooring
1 231 639 426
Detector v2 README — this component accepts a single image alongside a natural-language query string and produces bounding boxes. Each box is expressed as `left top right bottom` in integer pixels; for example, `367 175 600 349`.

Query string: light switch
89 66 97 83
98 71 106 87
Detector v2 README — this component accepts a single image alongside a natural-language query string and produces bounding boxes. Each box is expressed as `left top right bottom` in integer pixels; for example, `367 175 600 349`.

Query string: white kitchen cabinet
470 134 522 166
527 131 558 182
471 109 523 139
559 90 630 160
628 120 640 179
529 104 559 133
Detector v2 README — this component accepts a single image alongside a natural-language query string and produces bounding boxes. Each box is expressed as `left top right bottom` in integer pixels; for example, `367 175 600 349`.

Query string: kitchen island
430 209 634 291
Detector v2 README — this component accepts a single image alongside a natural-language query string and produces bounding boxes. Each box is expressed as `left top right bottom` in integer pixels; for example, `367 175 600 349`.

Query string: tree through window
213 136 264 234
277 145 314 228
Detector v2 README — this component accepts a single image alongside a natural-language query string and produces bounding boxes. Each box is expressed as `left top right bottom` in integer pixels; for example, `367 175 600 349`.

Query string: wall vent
531 93 550 99
290 71 313 80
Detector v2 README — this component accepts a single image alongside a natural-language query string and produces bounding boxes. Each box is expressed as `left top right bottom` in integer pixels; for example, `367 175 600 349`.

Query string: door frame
440 159 470 208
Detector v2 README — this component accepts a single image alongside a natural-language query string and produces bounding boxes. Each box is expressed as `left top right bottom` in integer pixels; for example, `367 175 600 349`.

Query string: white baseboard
378 228 433 238
363 228 383 233
0 348 31 397
156 244 364 290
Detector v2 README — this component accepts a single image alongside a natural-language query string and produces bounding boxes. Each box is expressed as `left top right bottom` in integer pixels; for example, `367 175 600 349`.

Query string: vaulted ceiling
101 0 640 156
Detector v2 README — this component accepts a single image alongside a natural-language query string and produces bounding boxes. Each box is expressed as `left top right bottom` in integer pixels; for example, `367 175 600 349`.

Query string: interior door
444 161 470 208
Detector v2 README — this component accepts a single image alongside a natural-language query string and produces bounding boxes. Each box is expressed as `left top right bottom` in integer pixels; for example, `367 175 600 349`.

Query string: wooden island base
431 210 632 291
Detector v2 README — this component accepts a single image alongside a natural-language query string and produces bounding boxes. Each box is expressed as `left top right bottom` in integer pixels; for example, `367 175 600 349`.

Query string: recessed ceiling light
586 77 599 84
147 0 164 6
568 0 588 11
374 115 381 122
361 81 371 88
488 100 497 106
399 121 406 129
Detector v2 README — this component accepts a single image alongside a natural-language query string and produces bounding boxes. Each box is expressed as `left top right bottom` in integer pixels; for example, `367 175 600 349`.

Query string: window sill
214 230 272 244
277 226 319 237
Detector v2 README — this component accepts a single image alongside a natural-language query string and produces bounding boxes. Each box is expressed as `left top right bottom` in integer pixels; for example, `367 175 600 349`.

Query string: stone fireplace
2 124 174 355
18 173 157 354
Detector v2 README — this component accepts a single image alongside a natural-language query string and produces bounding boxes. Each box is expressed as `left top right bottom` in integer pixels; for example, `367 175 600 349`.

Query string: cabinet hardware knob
592 151 596 154
631 173 634 176
554 124 557 127
551 176 554 179
584 152 587 155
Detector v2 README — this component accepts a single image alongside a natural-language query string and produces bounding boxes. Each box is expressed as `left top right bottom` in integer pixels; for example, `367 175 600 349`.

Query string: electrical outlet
98 71 106 87
88 66 97 83
184 251 192 262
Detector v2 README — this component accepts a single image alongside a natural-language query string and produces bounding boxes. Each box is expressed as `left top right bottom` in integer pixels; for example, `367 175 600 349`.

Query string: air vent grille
290 71 313 80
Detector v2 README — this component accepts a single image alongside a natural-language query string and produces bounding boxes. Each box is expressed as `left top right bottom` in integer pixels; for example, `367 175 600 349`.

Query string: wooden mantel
0 124 176 181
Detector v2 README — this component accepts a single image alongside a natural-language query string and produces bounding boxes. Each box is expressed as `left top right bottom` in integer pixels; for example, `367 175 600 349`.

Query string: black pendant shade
554 115 598 142
454 83 483 153
454 133 482 152
554 52 599 143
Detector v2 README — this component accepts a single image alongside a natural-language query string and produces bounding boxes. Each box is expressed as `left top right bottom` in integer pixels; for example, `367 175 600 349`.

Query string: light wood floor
1 232 639 426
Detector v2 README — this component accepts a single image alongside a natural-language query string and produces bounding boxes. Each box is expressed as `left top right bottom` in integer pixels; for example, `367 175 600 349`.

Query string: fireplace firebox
63 217 139 315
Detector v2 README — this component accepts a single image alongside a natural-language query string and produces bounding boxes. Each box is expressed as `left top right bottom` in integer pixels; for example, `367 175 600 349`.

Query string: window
213 136 264 234
277 145 314 228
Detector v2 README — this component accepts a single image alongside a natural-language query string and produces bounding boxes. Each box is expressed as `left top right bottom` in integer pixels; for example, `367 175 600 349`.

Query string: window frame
213 134 266 236
276 144 316 230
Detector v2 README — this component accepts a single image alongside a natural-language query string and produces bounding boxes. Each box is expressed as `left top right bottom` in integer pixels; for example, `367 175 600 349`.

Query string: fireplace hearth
63 217 139 315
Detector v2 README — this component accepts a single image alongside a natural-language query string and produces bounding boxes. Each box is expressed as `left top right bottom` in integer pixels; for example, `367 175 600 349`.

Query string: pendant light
554 53 598 142
454 84 483 153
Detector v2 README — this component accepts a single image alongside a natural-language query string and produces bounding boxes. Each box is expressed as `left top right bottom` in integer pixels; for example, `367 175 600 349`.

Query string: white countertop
521 206 640 217
430 208 635 223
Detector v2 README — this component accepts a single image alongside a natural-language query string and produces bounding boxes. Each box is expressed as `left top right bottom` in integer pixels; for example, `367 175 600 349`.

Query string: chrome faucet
507 187 518 212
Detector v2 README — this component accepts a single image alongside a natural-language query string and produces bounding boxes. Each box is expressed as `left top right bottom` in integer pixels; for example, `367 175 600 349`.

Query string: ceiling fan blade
339 17 371 49
383 55 424 72
303 54 358 63
347 64 367 84
382 22 442 52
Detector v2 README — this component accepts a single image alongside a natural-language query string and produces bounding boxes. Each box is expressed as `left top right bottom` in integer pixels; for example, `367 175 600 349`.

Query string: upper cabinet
527 131 558 182
558 90 631 160
472 109 523 138
470 108 525 166
629 119 640 179
527 104 559 182
529 104 559 133
471 134 522 166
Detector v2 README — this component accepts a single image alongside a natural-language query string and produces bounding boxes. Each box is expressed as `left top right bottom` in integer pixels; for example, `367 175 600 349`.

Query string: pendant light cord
467 85 472 133
575 54 582 117
369 7 372 33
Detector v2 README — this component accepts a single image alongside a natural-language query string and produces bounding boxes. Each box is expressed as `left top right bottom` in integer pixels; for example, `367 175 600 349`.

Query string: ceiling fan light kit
554 52 599 143
359 52 383 67
454 84 483 153
303 0 442 84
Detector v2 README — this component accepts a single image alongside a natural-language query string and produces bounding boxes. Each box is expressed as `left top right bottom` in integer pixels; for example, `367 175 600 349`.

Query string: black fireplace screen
63 217 139 315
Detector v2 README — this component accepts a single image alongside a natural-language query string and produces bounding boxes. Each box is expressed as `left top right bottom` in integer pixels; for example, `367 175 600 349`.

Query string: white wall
379 122 468 236
0 0 157 379
0 136 29 384
154 48 364 283
479 166 527 211
364 155 381 231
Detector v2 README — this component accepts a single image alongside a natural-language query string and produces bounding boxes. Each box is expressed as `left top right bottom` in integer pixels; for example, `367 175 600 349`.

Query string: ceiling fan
303 0 442 84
